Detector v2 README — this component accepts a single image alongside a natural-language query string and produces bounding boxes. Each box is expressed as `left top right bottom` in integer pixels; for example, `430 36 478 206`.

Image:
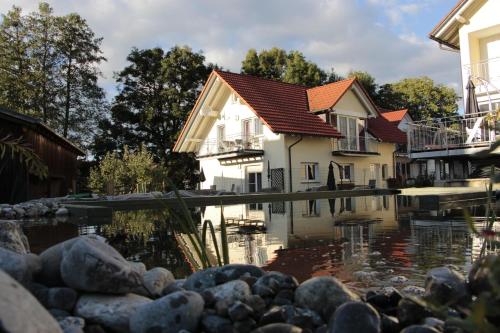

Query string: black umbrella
465 78 480 115
267 160 271 182
328 198 336 217
199 168 206 183
327 162 336 191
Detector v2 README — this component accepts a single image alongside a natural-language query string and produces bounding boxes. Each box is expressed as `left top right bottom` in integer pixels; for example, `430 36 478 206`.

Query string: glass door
248 172 262 210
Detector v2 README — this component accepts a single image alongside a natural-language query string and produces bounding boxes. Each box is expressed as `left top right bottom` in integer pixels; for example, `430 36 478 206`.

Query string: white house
408 0 499 186
174 70 406 196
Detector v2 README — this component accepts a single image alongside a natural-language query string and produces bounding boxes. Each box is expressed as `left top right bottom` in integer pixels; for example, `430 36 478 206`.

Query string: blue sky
0 0 461 99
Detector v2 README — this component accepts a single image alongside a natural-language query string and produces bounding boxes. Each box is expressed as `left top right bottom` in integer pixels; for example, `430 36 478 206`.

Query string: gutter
287 135 303 235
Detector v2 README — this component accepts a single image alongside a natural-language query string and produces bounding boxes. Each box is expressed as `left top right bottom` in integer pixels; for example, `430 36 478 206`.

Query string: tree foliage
347 70 377 98
241 47 341 87
94 46 214 188
0 2 106 146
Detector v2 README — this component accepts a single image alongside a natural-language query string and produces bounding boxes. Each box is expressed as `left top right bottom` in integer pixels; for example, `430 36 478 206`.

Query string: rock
0 247 39 285
401 285 425 297
294 276 360 320
0 220 30 253
234 317 257 332
380 314 399 333
423 317 444 330
327 301 380 333
389 275 408 284
253 271 299 297
163 282 185 296
202 314 233 333
207 280 252 303
58 316 85 333
55 207 69 216
219 264 265 281
142 267 175 297
49 308 71 320
60 236 143 293
75 293 152 333
0 269 63 333
83 325 107 333
129 261 147 275
228 301 254 321
243 295 266 316
183 267 219 291
400 325 441 333
215 299 231 317
129 290 204 333
397 298 433 327
260 306 288 326
45 287 78 311
424 266 469 305
38 237 82 286
252 323 303 333
468 255 496 295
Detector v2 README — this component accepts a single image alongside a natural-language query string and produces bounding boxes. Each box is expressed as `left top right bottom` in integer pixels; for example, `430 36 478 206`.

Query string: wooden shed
0 108 85 204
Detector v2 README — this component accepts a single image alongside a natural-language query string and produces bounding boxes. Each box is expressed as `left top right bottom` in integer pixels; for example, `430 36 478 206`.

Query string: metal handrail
197 134 263 156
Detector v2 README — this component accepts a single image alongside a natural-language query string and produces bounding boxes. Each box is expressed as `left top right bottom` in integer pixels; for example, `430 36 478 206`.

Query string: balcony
407 111 498 158
332 136 379 156
196 134 264 160
463 57 500 96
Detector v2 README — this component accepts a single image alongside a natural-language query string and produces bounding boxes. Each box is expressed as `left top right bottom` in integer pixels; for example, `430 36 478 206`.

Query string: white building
174 71 406 194
409 0 499 186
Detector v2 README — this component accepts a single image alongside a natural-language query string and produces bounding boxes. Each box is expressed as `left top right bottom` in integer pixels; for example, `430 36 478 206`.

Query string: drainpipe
287 135 303 235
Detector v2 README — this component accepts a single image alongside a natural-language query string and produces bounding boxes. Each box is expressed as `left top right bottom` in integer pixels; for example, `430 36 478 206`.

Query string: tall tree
347 70 377 98
0 3 106 146
241 47 338 87
95 46 214 188
376 77 459 120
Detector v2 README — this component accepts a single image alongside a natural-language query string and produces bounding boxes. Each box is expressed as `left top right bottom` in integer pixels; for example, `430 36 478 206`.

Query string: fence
196 134 263 156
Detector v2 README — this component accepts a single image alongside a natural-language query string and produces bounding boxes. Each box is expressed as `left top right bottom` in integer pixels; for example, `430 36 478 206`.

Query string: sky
0 0 462 100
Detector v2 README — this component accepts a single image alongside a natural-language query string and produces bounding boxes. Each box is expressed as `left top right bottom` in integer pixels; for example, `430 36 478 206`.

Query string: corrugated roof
368 116 407 144
306 78 355 112
215 70 342 138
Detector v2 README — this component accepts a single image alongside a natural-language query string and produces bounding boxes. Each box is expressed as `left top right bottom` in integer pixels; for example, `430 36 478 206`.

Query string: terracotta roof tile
368 116 407 144
380 109 409 124
215 70 341 138
306 78 355 112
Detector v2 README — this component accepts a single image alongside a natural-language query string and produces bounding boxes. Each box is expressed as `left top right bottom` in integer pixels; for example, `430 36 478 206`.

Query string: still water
22 195 499 292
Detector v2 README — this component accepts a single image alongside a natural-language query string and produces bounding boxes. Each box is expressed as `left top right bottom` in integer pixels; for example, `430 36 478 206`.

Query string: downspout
288 135 303 235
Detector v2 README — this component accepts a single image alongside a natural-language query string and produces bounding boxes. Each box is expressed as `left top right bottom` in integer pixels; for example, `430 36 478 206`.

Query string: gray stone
327 301 380 333
397 298 433 327
207 280 252 303
142 267 175 297
219 264 265 280
423 317 444 330
202 314 233 333
253 271 298 298
243 295 267 316
75 293 152 333
0 269 63 333
60 236 143 293
46 287 78 311
294 276 360 320
129 261 147 275
400 325 441 333
38 237 82 286
49 308 71 320
468 254 496 295
234 317 256 332
251 323 303 333
0 220 29 254
129 290 204 333
183 267 219 291
55 207 69 216
58 316 85 333
228 301 254 321
424 266 469 305
0 247 39 285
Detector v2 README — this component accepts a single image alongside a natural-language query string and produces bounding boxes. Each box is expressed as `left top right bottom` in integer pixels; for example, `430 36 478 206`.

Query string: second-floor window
338 115 358 150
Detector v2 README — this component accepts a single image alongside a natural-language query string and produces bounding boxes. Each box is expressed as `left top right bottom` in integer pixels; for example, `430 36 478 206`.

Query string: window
248 172 262 210
340 164 354 181
382 164 388 180
254 119 263 136
303 200 320 217
302 163 319 182
217 125 225 151
337 115 358 150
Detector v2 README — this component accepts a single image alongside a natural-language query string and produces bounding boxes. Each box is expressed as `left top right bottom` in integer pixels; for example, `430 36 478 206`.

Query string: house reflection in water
202 195 498 284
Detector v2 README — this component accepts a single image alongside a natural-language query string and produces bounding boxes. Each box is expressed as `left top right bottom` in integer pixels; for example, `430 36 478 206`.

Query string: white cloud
0 0 460 99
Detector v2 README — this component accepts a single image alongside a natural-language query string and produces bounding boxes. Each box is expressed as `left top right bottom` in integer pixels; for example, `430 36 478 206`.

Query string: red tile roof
306 78 355 112
215 70 341 138
380 108 409 124
368 116 407 144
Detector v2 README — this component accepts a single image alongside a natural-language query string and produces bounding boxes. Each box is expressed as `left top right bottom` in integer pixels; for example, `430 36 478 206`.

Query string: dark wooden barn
0 108 84 204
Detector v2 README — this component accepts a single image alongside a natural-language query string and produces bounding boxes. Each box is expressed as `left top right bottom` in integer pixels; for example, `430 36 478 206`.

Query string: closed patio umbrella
327 162 336 191
465 78 480 115
328 198 336 217
199 168 206 183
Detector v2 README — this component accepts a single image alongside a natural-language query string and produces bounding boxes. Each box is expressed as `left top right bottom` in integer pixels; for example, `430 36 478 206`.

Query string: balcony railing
408 111 498 153
197 134 264 157
463 57 500 95
332 136 379 155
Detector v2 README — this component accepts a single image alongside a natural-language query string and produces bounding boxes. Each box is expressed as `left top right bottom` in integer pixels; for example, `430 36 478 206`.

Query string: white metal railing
197 134 263 156
463 57 500 95
332 136 379 154
407 111 498 153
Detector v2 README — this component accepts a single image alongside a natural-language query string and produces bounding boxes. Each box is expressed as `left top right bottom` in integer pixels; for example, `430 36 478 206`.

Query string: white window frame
337 115 359 151
254 118 263 136
301 162 320 183
302 200 321 217
382 164 389 180
340 163 354 182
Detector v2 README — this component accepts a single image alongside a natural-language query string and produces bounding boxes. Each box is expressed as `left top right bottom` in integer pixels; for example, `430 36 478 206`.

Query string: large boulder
183 267 219 291
253 271 299 297
0 220 29 254
75 293 152 332
129 290 204 333
0 269 63 333
294 276 360 320
60 236 143 293
0 247 40 285
206 279 252 303
37 237 83 286
424 267 469 305
219 264 266 280
142 267 175 298
327 301 381 333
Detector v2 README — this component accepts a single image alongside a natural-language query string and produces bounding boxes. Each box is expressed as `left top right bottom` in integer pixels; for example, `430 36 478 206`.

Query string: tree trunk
63 58 72 138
